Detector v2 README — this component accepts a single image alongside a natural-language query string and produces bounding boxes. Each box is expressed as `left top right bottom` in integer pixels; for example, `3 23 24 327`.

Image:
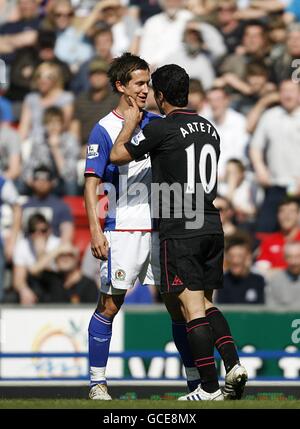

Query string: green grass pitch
0 399 300 409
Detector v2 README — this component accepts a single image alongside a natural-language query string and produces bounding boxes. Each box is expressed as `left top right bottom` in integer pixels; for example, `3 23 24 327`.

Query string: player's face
153 93 163 115
123 69 150 109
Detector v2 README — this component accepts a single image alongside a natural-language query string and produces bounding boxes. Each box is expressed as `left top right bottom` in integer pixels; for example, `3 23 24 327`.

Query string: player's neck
163 103 185 116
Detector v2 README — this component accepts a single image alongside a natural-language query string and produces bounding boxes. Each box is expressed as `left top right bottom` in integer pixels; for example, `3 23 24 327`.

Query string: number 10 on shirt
185 143 217 194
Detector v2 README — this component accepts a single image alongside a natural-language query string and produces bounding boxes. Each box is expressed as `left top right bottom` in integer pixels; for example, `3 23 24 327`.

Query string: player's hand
91 232 109 261
123 96 142 129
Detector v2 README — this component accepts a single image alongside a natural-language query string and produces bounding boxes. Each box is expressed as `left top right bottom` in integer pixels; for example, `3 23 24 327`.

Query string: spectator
218 159 257 226
256 197 300 273
217 234 265 304
94 0 139 57
0 0 19 26
266 242 300 310
6 30 72 119
71 24 114 95
22 107 80 195
214 195 238 237
129 0 162 25
285 0 300 23
21 165 74 242
0 96 14 123
26 242 99 303
137 0 193 67
216 0 245 54
219 20 270 80
268 15 287 61
185 0 218 21
12 213 61 305
235 0 286 20
178 18 227 65
0 175 22 302
188 78 211 117
0 116 22 180
207 86 249 179
41 0 96 72
250 80 300 232
0 0 41 62
216 62 278 117
163 20 215 90
71 59 119 148
19 61 74 140
271 23 300 84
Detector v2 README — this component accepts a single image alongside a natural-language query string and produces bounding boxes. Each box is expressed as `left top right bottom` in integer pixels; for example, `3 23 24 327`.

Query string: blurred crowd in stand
1 0 300 307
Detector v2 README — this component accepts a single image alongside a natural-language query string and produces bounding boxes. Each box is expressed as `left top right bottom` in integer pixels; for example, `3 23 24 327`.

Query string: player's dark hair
108 52 149 93
278 196 300 210
151 64 189 107
27 213 49 235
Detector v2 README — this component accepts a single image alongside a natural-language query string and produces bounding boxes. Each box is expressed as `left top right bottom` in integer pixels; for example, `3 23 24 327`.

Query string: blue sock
172 321 201 392
88 311 112 386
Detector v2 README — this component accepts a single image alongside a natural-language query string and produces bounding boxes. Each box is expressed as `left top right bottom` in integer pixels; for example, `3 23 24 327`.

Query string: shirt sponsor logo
87 144 99 159
131 131 145 146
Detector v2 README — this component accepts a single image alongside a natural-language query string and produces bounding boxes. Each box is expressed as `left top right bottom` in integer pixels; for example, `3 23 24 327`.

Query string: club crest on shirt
87 144 99 159
131 130 145 146
115 269 126 281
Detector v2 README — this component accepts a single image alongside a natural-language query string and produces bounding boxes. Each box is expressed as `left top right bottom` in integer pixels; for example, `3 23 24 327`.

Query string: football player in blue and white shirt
84 53 199 400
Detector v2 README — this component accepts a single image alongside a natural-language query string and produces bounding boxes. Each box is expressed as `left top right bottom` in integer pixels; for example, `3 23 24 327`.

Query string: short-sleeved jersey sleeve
125 118 164 160
84 123 113 179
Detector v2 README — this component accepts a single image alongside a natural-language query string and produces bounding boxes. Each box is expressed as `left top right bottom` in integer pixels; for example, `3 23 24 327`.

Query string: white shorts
100 231 160 295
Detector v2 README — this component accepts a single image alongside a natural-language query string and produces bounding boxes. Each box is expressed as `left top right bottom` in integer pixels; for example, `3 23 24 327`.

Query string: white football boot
178 385 224 401
89 384 112 400
223 364 248 400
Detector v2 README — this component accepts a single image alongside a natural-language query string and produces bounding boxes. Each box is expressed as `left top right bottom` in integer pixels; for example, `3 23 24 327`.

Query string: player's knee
96 293 125 319
204 290 214 307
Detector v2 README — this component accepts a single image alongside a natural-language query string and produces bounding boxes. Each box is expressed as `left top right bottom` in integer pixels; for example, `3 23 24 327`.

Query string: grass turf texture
0 399 300 408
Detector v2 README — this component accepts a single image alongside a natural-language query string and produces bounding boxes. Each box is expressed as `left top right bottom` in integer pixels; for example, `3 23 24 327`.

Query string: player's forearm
110 124 134 165
84 177 103 235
